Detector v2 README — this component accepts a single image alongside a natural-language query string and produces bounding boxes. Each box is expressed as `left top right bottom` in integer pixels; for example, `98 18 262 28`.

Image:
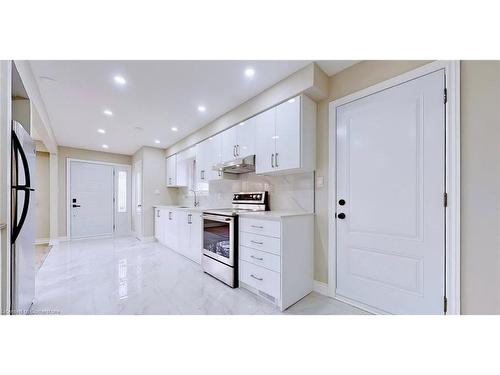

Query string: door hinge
444 296 448 314
443 192 448 207
444 88 448 104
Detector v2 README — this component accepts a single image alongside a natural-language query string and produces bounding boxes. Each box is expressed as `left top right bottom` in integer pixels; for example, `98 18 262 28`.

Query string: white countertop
153 205 206 212
154 205 314 218
238 210 314 219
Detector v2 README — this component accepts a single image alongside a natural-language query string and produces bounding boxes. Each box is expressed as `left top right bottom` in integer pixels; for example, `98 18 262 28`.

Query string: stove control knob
235 195 239 199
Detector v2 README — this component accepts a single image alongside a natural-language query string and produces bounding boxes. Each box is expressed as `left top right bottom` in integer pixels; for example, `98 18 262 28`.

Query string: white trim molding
35 238 50 245
328 61 461 315
313 280 329 297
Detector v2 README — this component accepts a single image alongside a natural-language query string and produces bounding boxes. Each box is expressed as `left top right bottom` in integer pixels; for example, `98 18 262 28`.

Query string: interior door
275 96 301 172
133 160 143 239
70 161 114 238
114 165 131 236
336 70 446 314
255 108 276 174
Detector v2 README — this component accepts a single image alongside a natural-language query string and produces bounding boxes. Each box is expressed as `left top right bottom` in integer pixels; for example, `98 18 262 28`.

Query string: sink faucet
189 189 200 207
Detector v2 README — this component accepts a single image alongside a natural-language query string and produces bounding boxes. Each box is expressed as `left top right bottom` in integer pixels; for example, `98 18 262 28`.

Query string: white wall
35 151 50 241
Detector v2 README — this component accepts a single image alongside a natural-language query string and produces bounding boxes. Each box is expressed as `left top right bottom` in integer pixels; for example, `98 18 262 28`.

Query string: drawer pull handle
250 240 263 245
250 274 263 281
251 225 264 229
250 255 264 261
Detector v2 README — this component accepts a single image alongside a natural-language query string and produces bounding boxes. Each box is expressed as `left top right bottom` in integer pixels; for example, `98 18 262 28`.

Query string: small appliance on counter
201 192 269 287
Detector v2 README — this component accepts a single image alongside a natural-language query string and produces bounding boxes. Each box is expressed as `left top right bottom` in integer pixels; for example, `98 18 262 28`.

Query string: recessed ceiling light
244 68 255 77
114 75 126 85
134 126 143 131
154 139 161 144
171 127 178 132
103 109 113 116
97 129 106 134
102 144 109 149
197 105 206 112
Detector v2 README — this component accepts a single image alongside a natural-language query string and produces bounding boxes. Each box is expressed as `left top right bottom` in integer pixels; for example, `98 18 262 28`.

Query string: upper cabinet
221 119 256 162
255 95 316 175
196 133 224 182
166 154 177 187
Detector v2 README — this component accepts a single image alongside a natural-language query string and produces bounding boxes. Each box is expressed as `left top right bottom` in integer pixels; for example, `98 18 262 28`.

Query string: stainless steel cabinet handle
271 153 275 168
236 144 240 156
169 212 172 220
188 214 192 224
157 210 160 217
275 153 279 168
250 274 263 281
250 255 264 261
233 145 236 157
251 240 263 245
251 225 264 229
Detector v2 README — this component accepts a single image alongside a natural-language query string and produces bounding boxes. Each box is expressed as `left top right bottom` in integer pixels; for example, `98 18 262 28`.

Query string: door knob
337 213 346 219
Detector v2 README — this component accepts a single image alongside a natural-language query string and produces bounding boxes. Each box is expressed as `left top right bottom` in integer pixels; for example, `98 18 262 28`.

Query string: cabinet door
221 126 237 163
166 155 177 186
187 212 202 264
275 96 301 171
176 211 190 257
195 141 208 182
236 118 256 158
165 210 178 251
154 208 161 241
255 108 277 174
175 149 191 187
206 133 223 181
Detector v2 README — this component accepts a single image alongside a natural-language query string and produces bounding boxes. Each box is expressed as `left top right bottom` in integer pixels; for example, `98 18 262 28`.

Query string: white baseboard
140 236 156 243
58 236 69 242
313 280 329 296
35 238 50 245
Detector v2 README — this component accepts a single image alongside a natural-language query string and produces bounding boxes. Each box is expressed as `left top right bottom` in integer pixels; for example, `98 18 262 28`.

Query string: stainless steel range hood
213 155 256 174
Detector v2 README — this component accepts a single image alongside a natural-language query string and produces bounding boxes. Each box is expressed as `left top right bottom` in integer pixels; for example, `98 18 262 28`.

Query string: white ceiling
30 60 357 155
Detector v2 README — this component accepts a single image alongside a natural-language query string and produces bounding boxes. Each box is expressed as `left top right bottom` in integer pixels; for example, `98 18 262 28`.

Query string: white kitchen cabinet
196 134 226 182
175 148 195 187
164 209 178 251
155 207 202 264
236 117 256 158
255 95 316 175
221 126 237 162
221 119 256 162
154 208 167 244
238 213 314 311
166 154 177 187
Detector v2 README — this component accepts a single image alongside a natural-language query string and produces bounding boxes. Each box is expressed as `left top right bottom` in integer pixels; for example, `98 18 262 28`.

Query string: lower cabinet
238 214 314 311
155 207 202 264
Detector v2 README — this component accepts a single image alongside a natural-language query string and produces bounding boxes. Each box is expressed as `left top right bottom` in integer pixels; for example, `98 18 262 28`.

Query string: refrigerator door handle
11 129 34 243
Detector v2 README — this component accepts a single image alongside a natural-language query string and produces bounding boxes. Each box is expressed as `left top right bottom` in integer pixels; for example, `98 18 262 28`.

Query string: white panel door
336 70 445 314
70 161 114 238
166 154 177 186
114 165 131 235
275 96 301 172
236 118 256 158
255 108 276 174
221 126 237 162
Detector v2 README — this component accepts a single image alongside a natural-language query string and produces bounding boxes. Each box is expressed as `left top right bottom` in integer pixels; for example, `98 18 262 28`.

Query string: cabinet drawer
240 218 281 238
240 246 281 273
239 260 280 299
239 231 281 255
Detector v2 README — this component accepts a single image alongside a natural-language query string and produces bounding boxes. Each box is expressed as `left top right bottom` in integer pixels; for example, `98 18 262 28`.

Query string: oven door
202 214 235 267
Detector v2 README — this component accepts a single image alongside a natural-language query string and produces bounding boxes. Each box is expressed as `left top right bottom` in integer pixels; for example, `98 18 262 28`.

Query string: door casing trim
328 60 460 314
66 158 131 239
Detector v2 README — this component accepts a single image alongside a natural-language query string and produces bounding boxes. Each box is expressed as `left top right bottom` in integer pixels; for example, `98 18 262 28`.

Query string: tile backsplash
177 172 315 212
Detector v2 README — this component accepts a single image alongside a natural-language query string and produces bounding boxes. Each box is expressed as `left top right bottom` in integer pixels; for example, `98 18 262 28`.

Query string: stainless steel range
202 192 269 287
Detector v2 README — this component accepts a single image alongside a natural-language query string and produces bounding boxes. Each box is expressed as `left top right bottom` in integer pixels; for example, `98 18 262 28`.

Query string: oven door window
203 219 231 259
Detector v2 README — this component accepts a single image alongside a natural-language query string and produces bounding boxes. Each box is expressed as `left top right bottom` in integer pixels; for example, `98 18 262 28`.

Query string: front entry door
336 70 446 314
70 161 114 238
